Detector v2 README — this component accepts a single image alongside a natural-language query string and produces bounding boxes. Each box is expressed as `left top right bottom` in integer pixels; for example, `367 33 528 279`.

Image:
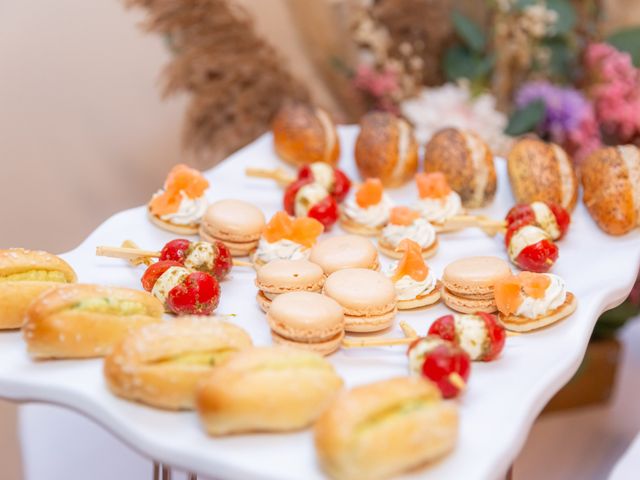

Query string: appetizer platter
1 122 640 480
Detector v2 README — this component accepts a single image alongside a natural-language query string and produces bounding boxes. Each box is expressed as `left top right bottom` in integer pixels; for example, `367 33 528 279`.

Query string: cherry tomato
330 168 351 202
141 260 183 292
505 218 530 247
212 241 232 280
505 204 535 229
283 178 311 215
420 344 471 399
477 312 506 361
428 315 456 342
160 239 191 263
308 195 339 229
548 203 571 239
166 271 220 315
514 239 559 273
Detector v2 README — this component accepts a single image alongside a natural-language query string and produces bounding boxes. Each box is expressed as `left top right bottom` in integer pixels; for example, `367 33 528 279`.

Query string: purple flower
516 81 593 141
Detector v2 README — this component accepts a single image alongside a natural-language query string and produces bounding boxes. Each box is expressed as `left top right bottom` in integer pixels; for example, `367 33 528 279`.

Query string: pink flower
584 43 640 143
353 64 400 99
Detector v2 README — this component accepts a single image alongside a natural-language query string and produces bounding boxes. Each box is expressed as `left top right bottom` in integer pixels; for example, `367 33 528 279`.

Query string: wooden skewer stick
399 321 418 338
342 336 415 348
95 245 253 268
245 167 295 187
437 215 506 237
120 240 155 266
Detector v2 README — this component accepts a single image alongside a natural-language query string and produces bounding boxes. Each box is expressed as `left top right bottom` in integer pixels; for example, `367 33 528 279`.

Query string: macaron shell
441 287 497 314
443 256 511 297
270 330 344 356
323 268 397 316
310 235 379 274
499 293 576 332
255 260 325 293
200 199 265 242
199 227 258 256
343 308 397 332
267 292 344 342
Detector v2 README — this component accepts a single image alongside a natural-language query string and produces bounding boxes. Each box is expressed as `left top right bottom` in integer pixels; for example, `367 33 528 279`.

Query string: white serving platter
1 126 639 480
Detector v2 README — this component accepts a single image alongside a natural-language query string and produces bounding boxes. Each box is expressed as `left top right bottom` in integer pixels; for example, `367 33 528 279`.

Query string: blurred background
1 1 640 479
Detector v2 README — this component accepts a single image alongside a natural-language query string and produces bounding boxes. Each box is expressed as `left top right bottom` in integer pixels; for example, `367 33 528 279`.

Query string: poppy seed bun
0 248 77 329
24 284 164 359
582 145 640 235
355 112 419 187
196 347 343 435
104 316 252 410
272 102 340 167
507 138 578 211
424 128 497 208
314 376 458 480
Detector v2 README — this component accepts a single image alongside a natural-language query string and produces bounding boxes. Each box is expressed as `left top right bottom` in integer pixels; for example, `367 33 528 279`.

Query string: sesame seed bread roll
23 284 163 359
0 248 76 329
104 316 252 410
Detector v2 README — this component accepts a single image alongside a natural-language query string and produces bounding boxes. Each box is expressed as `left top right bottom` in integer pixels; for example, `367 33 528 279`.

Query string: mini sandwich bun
314 376 458 480
24 284 164 359
272 101 340 167
196 347 343 435
355 111 419 187
0 248 76 329
507 137 578 211
424 128 496 208
104 316 252 410
582 145 640 235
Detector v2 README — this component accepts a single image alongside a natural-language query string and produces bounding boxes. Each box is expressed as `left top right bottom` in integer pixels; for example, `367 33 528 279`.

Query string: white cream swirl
414 191 462 224
342 193 393 228
155 190 207 225
381 218 436 248
385 262 437 301
515 274 566 319
254 239 309 264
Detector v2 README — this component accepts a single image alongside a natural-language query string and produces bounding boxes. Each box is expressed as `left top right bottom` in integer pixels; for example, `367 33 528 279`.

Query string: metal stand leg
152 461 197 479
153 462 160 480
187 474 198 480
161 464 172 480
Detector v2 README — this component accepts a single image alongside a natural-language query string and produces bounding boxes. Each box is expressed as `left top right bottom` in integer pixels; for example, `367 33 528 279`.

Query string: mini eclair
0 248 76 329
23 284 163 359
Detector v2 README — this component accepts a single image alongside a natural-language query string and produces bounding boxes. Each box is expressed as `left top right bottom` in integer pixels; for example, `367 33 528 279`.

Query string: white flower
401 82 513 156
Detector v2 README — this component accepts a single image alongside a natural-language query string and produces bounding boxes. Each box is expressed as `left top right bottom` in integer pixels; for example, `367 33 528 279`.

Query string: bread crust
582 146 639 235
272 102 340 167
24 284 164 359
104 316 252 410
0 249 77 329
196 347 343 435
424 128 496 207
507 138 578 211
355 112 418 187
314 376 458 480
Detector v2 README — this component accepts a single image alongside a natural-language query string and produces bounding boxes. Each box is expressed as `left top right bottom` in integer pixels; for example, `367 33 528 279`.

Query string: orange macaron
266 292 345 355
309 235 379 275
441 256 511 313
323 268 397 333
199 199 266 256
255 259 325 312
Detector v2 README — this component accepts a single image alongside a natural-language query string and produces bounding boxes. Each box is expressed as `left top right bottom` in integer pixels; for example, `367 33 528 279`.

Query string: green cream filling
70 297 147 316
0 270 68 282
154 349 237 367
355 398 430 434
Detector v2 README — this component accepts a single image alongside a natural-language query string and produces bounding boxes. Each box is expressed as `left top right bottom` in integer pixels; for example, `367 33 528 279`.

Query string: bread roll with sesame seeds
23 284 163 359
0 248 76 329
582 145 640 235
104 316 252 410
507 138 578 211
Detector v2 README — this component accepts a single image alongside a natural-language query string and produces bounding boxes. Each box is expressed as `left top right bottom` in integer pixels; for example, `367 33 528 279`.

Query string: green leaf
505 100 546 136
452 11 486 52
544 38 574 79
443 45 494 83
546 0 576 36
607 27 640 67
